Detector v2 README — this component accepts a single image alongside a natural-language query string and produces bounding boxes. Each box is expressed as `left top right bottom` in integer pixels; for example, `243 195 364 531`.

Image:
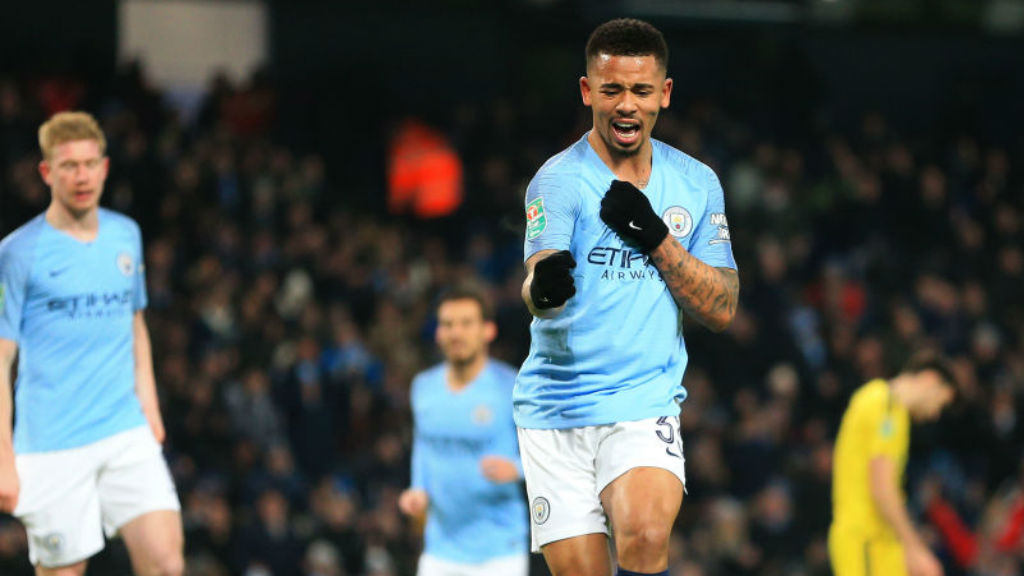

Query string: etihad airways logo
47 290 133 319
587 246 663 281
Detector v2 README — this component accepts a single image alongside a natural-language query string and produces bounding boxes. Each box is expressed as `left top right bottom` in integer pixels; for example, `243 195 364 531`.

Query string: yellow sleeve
861 390 905 460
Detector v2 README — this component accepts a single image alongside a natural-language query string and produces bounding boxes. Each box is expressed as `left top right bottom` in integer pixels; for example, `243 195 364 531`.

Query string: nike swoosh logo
628 221 642 231
49 267 70 277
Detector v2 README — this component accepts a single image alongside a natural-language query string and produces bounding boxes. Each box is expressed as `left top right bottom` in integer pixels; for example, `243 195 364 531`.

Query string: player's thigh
599 466 683 544
541 533 612 576
100 428 183 569
119 510 184 574
97 427 180 540
15 448 105 569
96 426 182 574
595 416 686 536
35 561 88 576
517 427 609 554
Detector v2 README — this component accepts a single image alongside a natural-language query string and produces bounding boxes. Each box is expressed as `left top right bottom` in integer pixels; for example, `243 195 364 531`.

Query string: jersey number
656 416 683 459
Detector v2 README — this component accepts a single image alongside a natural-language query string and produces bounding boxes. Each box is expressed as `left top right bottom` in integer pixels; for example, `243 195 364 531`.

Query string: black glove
600 179 669 253
530 250 576 309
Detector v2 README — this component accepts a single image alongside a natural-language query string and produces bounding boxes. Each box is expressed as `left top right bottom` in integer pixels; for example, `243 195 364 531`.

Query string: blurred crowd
0 59 1022 576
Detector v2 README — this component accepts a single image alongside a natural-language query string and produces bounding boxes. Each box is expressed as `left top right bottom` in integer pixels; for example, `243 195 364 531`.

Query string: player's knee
549 566 606 576
151 552 185 576
37 564 88 576
615 522 671 557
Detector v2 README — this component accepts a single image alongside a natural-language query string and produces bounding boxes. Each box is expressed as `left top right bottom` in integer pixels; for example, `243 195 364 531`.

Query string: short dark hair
437 285 494 321
586 18 669 72
900 349 957 391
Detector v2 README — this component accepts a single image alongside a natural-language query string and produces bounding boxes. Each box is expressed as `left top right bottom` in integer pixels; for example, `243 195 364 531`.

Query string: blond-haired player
0 111 183 575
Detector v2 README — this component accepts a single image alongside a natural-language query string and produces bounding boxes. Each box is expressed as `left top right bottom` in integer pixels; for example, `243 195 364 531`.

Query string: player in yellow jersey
830 351 957 576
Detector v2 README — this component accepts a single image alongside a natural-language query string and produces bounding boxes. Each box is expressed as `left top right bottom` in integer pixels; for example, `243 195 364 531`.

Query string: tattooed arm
598 178 738 331
648 236 739 332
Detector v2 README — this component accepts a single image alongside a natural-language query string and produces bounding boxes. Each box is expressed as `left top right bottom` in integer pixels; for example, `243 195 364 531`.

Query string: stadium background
2 0 1023 574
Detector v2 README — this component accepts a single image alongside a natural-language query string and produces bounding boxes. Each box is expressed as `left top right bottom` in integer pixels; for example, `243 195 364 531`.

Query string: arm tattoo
649 238 739 332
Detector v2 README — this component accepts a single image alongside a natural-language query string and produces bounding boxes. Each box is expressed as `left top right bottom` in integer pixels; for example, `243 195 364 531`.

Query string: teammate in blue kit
516 19 740 576
399 287 529 576
0 112 183 576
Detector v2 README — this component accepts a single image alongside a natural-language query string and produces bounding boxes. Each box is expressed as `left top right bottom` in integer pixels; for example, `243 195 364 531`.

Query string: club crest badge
532 496 550 525
117 252 135 276
473 405 493 426
38 533 64 556
662 206 693 238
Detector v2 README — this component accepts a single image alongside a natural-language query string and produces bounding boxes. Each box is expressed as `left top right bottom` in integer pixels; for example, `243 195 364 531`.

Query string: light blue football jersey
0 209 148 453
516 134 736 429
410 360 528 563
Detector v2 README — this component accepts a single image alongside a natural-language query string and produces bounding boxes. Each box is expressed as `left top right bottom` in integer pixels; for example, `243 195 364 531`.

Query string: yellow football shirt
831 379 910 540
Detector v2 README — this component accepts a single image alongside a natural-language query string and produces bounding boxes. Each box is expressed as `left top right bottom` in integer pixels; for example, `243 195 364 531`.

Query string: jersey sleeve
863 392 905 460
0 238 31 343
131 221 148 311
523 172 579 260
686 165 736 269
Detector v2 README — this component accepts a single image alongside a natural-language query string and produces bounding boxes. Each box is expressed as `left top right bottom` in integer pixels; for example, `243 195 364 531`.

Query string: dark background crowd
2 2 1024 575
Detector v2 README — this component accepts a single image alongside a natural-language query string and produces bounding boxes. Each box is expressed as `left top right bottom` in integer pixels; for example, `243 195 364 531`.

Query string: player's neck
588 131 653 188
446 355 488 392
46 202 99 242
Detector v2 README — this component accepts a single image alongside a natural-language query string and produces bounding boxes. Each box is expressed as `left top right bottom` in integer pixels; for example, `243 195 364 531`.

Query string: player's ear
580 76 593 106
661 77 673 108
39 159 53 186
484 320 497 344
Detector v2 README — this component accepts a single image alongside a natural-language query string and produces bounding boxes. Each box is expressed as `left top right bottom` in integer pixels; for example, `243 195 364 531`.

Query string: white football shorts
416 553 529 576
517 415 686 552
14 426 180 567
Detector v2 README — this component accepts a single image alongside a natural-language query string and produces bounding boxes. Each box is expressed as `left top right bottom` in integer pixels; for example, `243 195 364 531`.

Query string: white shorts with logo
417 553 529 576
517 416 686 552
13 426 181 567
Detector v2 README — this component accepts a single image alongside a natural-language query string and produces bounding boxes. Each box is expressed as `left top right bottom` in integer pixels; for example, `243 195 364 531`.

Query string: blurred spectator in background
387 119 464 221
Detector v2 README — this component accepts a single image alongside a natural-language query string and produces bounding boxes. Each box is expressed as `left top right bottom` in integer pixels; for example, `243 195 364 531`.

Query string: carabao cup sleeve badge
526 197 547 239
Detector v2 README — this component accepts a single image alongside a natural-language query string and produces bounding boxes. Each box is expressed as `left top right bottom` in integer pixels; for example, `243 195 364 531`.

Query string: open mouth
611 120 641 145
